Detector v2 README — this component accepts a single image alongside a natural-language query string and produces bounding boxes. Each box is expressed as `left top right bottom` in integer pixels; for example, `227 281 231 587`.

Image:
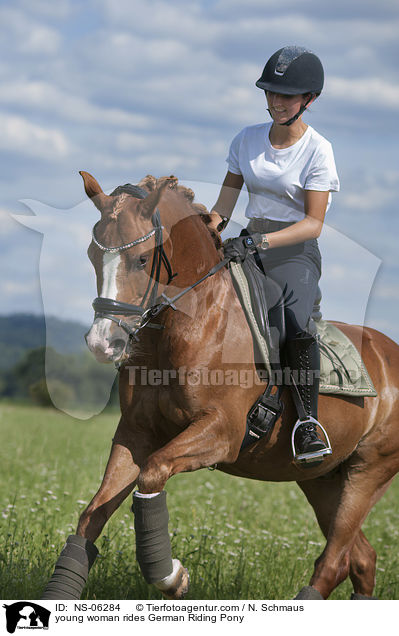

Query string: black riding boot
285 332 332 465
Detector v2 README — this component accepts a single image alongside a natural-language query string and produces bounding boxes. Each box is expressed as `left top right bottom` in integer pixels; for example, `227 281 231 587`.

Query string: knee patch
132 491 173 584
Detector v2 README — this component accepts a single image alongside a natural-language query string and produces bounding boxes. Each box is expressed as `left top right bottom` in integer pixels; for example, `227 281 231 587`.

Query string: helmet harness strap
267 93 315 127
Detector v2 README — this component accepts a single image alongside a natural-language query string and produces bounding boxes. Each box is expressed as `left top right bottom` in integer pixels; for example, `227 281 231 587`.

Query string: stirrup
291 415 332 465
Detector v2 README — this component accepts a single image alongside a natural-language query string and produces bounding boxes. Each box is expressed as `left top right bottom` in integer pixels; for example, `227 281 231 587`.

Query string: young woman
210 46 340 464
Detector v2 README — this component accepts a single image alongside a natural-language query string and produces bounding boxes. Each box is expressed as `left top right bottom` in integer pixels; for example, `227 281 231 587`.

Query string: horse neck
164 195 221 285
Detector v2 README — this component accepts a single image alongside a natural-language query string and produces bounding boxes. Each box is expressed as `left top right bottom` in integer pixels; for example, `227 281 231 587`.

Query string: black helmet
256 46 324 95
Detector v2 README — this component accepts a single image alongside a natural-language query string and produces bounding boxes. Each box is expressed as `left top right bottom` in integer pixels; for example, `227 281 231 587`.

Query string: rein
91 185 229 345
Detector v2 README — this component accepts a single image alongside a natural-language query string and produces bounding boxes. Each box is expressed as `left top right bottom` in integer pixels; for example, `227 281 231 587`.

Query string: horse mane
136 175 222 250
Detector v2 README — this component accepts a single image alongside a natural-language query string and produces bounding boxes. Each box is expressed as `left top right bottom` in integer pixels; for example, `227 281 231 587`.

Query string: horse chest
158 385 202 428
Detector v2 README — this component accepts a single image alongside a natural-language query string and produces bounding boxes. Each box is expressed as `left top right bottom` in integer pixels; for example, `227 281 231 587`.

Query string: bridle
91 185 175 341
91 184 230 347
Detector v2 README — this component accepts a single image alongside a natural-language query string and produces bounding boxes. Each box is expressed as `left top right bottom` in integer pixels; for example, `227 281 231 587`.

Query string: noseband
91 184 175 339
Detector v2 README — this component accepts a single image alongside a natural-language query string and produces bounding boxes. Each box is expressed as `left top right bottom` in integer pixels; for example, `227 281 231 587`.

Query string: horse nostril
112 339 126 351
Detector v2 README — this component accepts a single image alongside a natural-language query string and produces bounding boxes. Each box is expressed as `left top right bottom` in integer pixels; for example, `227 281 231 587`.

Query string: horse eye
136 255 148 269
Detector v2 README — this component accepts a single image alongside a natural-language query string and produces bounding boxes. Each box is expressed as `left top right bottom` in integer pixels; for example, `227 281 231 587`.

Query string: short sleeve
305 141 340 192
226 130 243 175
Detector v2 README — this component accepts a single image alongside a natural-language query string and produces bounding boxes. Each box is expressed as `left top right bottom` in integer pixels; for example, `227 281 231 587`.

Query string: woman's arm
261 190 330 249
208 171 244 231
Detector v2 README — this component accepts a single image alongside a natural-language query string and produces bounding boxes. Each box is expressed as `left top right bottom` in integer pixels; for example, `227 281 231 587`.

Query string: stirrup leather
291 415 332 465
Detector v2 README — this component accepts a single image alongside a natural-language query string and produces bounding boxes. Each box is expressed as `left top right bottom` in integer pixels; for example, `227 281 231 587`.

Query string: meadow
1 402 398 600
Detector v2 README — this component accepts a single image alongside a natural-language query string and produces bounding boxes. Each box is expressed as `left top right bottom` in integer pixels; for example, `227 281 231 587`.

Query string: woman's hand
208 211 224 232
223 233 264 262
210 171 244 232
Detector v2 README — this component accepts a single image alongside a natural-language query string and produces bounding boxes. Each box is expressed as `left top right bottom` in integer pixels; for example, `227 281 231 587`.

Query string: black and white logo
3 602 50 634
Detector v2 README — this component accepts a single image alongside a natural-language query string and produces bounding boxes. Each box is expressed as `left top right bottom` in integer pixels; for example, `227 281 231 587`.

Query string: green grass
1 402 398 600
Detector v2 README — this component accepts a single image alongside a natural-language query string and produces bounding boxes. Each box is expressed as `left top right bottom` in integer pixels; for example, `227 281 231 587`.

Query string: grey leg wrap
294 585 324 600
41 535 98 600
132 491 173 584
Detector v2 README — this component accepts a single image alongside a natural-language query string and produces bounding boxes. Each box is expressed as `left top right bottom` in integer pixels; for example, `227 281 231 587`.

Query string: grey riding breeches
246 218 321 341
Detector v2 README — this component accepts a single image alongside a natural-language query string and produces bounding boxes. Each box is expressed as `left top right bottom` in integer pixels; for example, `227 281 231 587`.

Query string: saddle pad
316 319 377 396
229 261 377 397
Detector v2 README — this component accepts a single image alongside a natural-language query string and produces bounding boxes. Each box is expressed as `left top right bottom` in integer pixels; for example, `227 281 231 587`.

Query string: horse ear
139 176 178 218
80 171 111 214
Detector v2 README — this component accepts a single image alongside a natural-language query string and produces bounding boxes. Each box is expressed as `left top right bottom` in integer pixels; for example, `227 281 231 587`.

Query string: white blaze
102 252 121 300
96 251 121 339
86 252 123 357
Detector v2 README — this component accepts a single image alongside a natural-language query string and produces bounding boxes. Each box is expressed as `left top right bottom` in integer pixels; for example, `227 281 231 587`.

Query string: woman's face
266 91 310 125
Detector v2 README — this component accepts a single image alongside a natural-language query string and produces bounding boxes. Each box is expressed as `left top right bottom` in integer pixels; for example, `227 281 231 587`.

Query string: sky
1 0 399 343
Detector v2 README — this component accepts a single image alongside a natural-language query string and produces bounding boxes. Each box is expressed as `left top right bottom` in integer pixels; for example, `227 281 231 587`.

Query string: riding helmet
256 46 324 95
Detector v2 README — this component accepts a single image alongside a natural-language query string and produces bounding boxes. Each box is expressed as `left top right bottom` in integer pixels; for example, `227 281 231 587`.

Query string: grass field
1 402 398 600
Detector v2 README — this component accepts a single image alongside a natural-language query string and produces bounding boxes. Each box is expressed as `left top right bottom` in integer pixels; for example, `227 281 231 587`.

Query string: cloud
213 0 399 19
0 81 151 128
0 6 61 55
0 279 37 296
0 208 22 237
0 113 71 159
98 0 217 43
328 77 399 109
340 185 397 212
373 284 399 301
335 170 399 216
16 0 74 20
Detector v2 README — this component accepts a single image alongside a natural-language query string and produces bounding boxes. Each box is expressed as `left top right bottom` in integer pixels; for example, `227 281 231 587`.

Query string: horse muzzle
85 316 137 363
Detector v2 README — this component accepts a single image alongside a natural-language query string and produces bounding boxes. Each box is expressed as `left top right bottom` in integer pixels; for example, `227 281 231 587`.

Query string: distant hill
0 314 89 370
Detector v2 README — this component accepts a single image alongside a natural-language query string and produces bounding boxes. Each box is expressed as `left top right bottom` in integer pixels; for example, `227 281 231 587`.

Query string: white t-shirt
226 122 340 222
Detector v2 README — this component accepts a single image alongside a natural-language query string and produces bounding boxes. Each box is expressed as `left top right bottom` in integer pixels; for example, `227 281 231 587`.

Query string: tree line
0 313 120 410
0 346 119 410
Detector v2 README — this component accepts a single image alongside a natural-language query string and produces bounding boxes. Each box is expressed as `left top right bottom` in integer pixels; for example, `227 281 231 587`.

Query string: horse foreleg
41 421 143 600
132 408 237 599
77 441 140 542
137 407 236 493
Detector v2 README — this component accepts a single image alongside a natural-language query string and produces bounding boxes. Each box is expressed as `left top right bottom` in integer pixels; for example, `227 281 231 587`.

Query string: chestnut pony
43 171 399 601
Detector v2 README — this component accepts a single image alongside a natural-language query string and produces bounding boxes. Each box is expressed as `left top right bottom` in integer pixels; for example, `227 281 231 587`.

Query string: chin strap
268 93 315 127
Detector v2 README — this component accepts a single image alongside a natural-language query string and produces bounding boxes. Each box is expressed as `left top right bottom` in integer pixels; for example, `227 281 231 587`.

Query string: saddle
227 250 377 450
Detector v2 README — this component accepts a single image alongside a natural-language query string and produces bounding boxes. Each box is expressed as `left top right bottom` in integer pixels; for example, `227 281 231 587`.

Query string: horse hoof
350 593 378 600
162 564 190 600
154 559 190 600
294 586 324 600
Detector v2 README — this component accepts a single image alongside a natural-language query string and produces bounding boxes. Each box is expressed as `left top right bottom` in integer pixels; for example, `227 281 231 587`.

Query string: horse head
82 171 177 363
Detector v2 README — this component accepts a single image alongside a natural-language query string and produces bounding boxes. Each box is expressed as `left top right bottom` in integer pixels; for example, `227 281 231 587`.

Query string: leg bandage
132 490 173 584
41 534 98 600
